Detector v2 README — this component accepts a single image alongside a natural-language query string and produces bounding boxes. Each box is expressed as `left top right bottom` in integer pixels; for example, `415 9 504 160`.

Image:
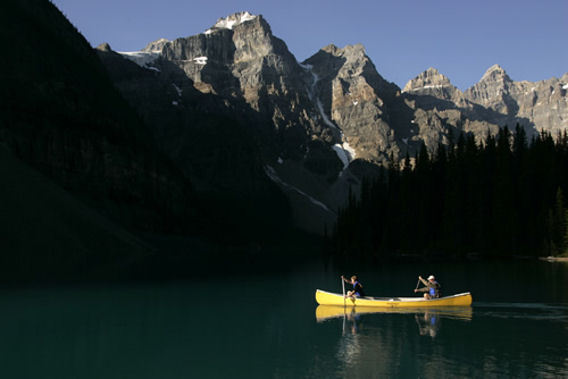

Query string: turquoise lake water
1 259 567 378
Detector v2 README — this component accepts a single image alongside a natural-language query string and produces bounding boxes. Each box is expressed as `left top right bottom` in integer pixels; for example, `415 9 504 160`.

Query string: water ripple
473 302 568 321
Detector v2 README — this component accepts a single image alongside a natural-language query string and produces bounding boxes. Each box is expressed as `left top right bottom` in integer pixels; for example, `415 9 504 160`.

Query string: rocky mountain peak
340 43 366 56
464 64 515 115
310 43 374 80
302 42 403 164
401 67 465 107
402 67 454 93
205 11 259 34
479 64 511 83
321 43 339 54
320 43 366 61
95 42 112 52
142 38 169 53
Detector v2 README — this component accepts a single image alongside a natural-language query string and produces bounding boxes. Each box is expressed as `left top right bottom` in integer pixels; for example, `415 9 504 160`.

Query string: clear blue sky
52 0 567 90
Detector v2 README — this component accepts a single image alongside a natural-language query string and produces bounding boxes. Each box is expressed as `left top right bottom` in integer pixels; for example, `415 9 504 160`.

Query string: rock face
110 12 350 233
466 65 514 112
403 67 465 104
464 65 568 135
303 44 401 163
104 11 568 233
156 13 337 157
402 64 568 147
97 44 294 238
401 68 498 150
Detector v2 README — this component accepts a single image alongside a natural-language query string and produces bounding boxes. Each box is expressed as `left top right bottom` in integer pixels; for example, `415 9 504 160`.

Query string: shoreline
539 256 568 262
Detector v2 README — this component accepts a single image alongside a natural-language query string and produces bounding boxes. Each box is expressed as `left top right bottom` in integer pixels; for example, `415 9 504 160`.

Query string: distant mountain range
102 11 567 232
1 3 566 280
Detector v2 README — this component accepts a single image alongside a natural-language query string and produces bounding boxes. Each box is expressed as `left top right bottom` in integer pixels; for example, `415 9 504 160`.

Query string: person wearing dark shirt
341 275 365 299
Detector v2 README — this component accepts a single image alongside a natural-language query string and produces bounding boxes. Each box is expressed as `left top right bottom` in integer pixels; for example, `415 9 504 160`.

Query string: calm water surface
1 260 568 378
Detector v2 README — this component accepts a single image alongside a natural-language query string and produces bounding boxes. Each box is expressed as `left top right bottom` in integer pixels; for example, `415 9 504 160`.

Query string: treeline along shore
332 126 568 260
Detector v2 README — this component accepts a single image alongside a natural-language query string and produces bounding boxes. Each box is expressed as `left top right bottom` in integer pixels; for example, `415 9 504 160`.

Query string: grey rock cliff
157 13 336 150
403 67 465 105
105 12 568 233
464 65 568 135
303 44 401 163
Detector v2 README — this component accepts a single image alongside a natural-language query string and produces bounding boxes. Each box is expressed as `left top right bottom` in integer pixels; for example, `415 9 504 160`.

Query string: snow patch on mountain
300 63 355 168
301 63 339 132
172 83 182 97
264 166 333 213
208 12 257 32
193 56 208 65
332 144 352 168
118 51 161 68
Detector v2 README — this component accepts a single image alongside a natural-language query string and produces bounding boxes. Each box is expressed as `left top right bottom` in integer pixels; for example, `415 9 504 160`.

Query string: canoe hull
315 289 473 307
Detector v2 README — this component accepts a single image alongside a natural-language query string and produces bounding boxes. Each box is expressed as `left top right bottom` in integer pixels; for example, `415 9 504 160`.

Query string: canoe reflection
316 305 472 337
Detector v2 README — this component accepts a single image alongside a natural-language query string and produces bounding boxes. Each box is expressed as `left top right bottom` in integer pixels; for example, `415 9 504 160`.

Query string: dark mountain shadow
404 93 461 112
96 48 294 244
0 0 194 234
200 61 244 99
0 0 308 283
0 0 215 281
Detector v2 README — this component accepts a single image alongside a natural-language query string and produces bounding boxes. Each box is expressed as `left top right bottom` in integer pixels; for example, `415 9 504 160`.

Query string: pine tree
553 187 565 255
332 125 568 259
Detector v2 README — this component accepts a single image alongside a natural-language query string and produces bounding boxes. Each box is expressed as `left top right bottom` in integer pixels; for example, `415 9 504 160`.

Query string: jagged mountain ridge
405 65 568 136
1 2 301 281
111 12 354 233
464 65 568 134
123 11 568 158
150 13 338 151
107 11 567 233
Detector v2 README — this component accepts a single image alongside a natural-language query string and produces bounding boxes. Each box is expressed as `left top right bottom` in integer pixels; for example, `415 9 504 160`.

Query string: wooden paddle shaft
342 277 346 306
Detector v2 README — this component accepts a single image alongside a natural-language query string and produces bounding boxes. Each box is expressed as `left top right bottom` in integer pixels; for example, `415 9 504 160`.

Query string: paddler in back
414 275 441 299
341 275 365 299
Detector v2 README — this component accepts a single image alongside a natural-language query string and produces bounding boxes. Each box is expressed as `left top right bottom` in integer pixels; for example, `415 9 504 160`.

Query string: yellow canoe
315 304 473 322
315 289 473 307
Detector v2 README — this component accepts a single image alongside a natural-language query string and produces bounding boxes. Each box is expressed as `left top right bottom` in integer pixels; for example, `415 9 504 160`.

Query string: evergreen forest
332 126 568 260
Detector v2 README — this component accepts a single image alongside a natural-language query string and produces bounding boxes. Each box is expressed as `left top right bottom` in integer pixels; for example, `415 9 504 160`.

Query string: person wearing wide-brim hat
415 275 441 299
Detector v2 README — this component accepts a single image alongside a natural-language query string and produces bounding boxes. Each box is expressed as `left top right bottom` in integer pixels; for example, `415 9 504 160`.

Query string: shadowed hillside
0 0 303 282
0 144 152 281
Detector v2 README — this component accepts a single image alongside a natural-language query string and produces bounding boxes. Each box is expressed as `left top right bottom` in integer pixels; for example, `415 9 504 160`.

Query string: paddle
414 277 421 292
341 275 346 307
341 275 346 335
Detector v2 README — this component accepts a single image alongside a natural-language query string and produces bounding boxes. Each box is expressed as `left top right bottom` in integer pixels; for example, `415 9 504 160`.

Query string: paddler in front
414 275 441 299
341 275 365 299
